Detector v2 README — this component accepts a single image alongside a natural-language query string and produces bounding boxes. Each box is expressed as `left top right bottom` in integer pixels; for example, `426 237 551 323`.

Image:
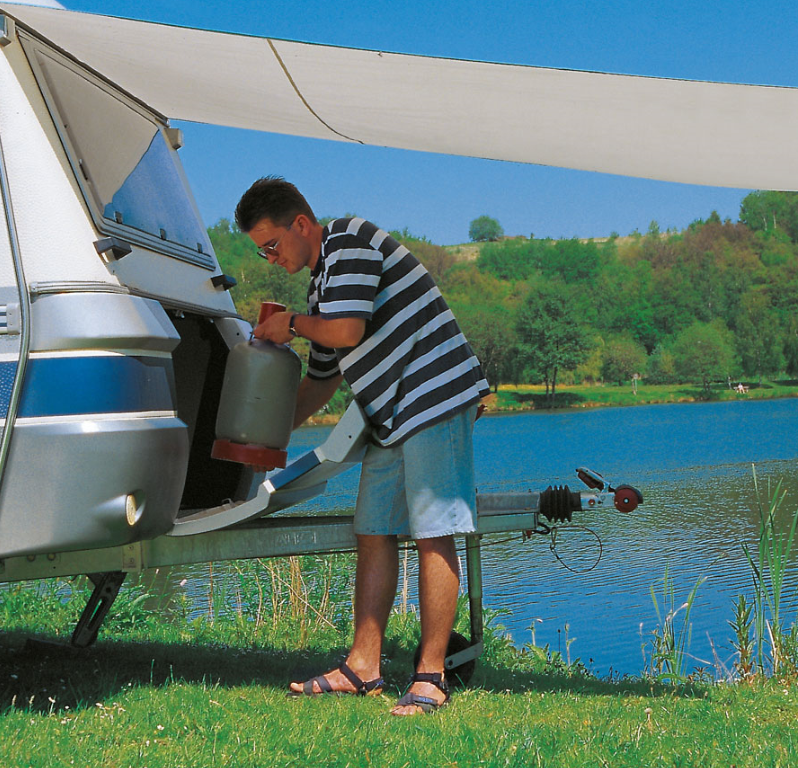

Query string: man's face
248 217 311 274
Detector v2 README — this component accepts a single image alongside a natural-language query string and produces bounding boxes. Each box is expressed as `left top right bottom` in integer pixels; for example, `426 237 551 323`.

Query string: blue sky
32 1 798 244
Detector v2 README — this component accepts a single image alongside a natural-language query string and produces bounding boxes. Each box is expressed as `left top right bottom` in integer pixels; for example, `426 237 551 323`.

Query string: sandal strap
396 691 441 713
339 661 384 695
411 671 449 696
303 674 333 695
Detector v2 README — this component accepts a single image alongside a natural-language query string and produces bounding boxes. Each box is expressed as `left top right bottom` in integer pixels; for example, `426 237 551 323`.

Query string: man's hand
253 311 292 344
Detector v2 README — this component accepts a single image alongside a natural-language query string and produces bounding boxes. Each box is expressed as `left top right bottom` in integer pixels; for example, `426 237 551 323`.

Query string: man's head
236 177 322 274
235 176 317 232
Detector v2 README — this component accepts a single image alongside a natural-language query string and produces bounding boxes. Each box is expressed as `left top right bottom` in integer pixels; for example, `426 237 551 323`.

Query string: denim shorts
353 405 478 539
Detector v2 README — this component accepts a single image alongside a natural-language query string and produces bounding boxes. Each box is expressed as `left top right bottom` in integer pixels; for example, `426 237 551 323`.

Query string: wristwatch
288 313 300 338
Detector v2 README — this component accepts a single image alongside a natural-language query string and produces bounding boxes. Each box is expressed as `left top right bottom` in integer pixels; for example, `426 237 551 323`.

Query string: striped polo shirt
306 218 489 446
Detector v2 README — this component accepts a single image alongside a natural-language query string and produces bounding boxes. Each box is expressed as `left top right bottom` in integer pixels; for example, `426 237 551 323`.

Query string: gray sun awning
3 2 798 190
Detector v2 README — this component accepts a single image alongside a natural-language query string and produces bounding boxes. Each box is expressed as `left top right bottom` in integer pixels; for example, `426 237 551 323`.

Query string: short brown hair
234 176 317 232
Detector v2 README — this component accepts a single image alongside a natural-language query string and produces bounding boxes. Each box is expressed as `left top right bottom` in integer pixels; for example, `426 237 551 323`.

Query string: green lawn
3 666 795 767
1 563 797 767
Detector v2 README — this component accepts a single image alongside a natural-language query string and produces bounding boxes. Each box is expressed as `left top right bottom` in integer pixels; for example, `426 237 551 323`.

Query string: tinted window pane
32 47 211 257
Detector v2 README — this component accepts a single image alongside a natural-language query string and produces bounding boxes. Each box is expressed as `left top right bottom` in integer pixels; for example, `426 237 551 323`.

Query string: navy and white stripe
0 354 177 418
307 218 489 446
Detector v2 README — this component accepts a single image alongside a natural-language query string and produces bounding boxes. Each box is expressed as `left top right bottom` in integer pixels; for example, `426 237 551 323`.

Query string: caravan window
21 36 213 268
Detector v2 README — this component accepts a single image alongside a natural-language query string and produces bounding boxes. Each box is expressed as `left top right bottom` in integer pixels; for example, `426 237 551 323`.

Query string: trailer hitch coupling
576 467 643 514
539 485 582 523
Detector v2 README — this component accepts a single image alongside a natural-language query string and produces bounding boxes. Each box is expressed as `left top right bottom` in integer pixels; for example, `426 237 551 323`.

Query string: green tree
444 262 513 308
402 239 456 285
542 238 602 284
514 281 592 405
595 258 658 349
601 335 648 386
739 191 798 242
575 333 604 384
735 289 784 383
455 305 515 393
477 238 540 281
647 343 677 384
671 321 736 396
469 215 504 242
784 315 798 378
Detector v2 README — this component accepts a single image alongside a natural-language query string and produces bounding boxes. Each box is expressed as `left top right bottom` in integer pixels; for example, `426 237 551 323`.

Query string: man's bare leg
391 534 459 715
289 534 398 693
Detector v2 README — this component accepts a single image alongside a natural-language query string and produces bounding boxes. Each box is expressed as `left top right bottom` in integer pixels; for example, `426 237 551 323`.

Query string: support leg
465 533 484 647
71 571 127 648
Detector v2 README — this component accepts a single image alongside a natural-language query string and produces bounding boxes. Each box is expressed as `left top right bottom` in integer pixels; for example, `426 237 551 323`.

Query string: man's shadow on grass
0 629 700 715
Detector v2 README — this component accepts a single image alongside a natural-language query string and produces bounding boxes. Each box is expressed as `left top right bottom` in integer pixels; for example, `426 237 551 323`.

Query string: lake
284 397 798 678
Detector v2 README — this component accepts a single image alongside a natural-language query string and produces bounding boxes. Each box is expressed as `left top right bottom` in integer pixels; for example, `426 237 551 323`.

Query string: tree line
209 191 798 402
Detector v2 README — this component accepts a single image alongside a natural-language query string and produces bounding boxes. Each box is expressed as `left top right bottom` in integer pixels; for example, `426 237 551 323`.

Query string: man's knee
356 533 398 554
415 534 455 552
415 535 458 571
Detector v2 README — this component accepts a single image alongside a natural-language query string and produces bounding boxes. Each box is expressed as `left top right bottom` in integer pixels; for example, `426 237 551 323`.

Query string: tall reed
742 467 798 676
728 594 755 680
648 565 706 684
201 556 349 648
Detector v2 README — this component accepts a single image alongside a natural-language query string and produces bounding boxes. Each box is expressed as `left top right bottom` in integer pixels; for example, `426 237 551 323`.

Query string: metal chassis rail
0 487 632 670
0 495 543 584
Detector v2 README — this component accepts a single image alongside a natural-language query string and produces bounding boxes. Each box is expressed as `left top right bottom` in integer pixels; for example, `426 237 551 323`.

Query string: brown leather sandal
393 671 450 714
289 661 384 696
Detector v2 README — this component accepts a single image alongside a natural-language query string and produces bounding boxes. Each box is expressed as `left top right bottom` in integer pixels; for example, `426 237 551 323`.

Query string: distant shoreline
300 380 798 427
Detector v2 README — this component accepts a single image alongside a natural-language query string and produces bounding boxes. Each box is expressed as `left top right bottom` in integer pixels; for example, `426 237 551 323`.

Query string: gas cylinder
212 302 302 469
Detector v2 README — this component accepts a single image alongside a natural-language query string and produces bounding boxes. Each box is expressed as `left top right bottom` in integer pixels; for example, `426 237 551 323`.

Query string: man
235 177 489 716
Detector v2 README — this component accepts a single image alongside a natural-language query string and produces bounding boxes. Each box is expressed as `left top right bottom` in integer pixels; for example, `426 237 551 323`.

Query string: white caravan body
0 12 250 559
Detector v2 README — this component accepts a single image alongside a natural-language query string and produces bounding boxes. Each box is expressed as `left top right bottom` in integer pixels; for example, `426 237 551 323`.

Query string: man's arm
293 373 344 429
255 312 365 349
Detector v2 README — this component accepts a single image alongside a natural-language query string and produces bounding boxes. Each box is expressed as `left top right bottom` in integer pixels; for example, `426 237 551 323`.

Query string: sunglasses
257 221 293 260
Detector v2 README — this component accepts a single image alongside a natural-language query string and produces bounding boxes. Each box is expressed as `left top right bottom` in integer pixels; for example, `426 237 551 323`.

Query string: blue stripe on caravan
0 358 16 422
0 356 177 418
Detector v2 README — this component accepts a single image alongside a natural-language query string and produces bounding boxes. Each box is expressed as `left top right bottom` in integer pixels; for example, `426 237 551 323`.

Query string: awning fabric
2 2 797 190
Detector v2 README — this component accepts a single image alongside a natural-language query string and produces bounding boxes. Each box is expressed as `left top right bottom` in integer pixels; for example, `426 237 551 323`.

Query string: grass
1 632 796 767
2 549 798 767
2 672 796 767
491 379 798 412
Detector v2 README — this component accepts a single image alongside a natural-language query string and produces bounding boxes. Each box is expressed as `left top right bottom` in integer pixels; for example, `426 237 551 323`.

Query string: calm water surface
470 399 798 678
178 398 798 678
